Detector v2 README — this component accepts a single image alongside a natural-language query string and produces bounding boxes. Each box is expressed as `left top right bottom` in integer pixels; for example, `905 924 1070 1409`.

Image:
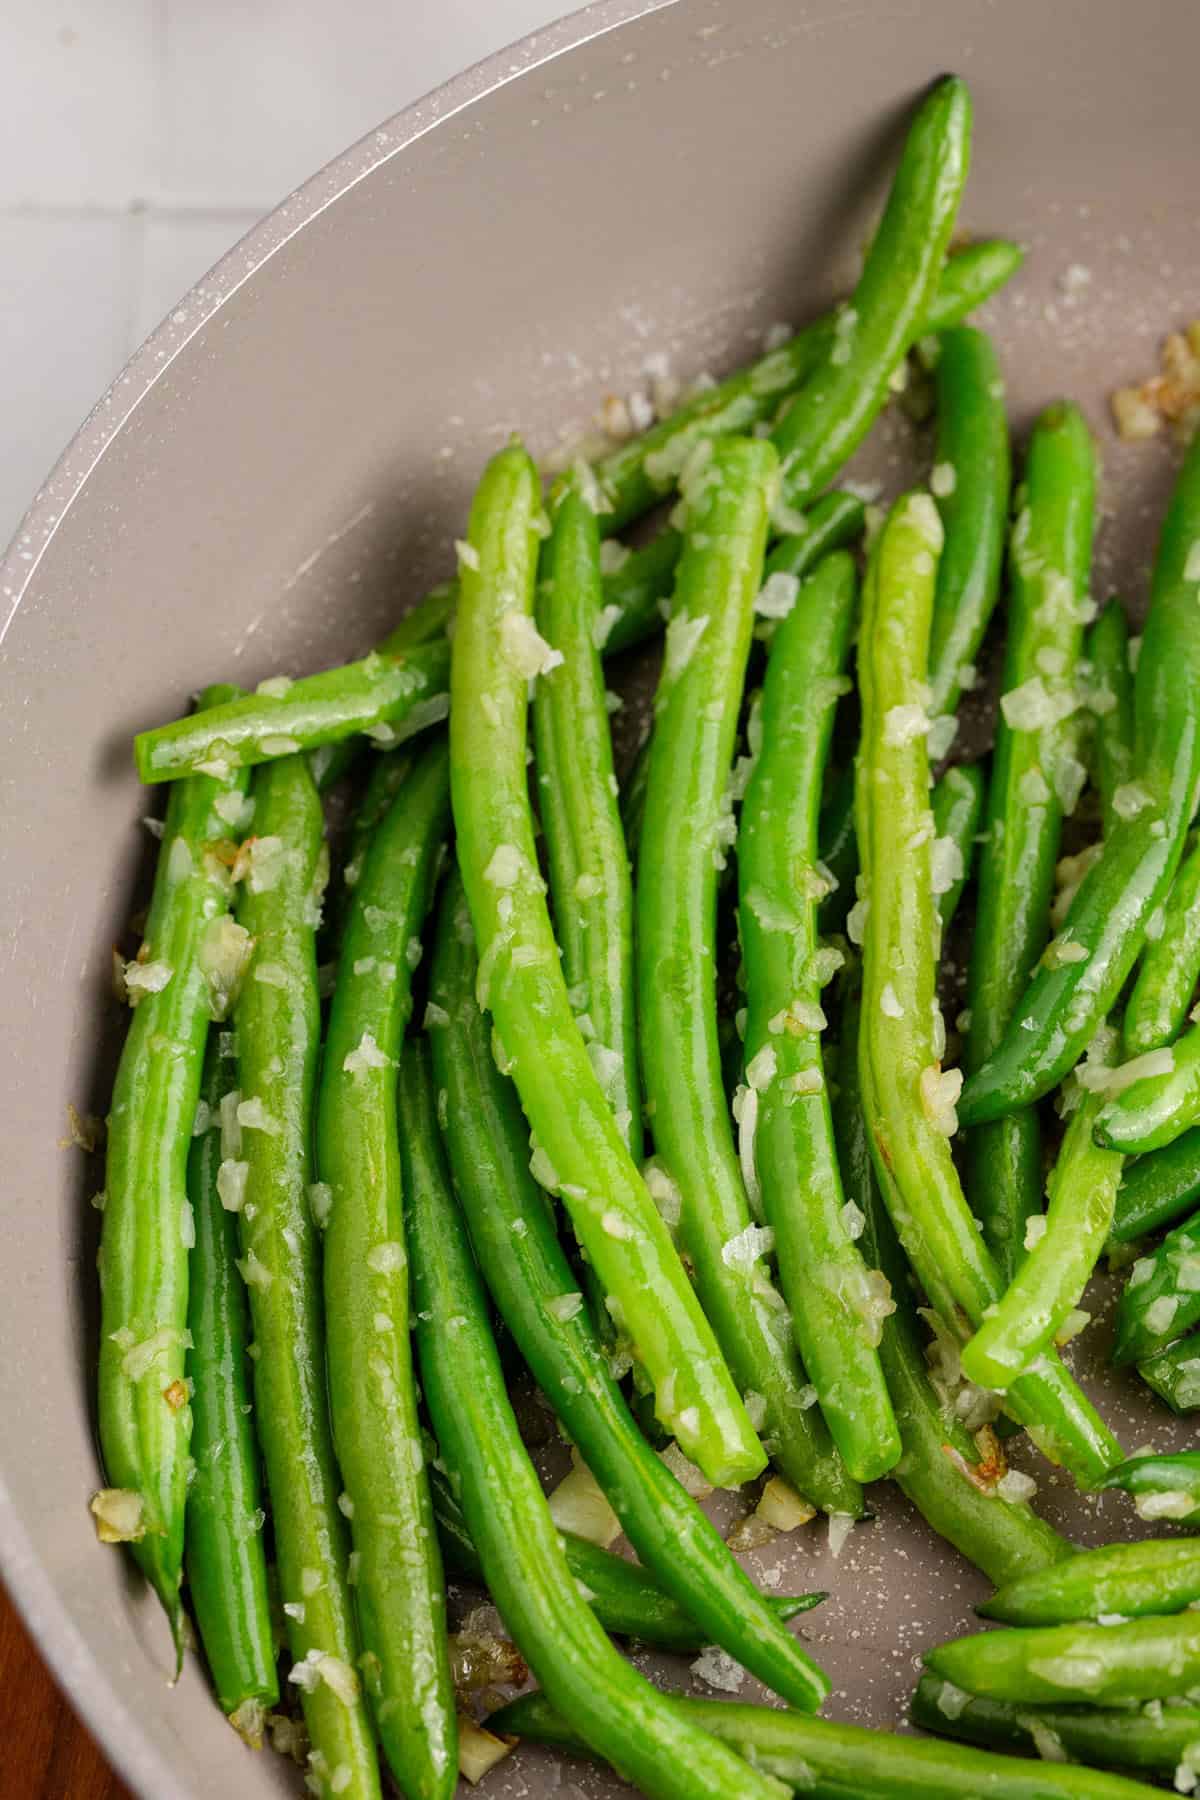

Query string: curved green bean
316 742 455 1800
534 487 641 1157
427 875 831 1711
1113 1209 1200 1365
964 402 1097 1283
856 491 1121 1487
1126 835 1200 1057
185 1027 277 1724
1085 599 1135 841
925 1612 1200 1705
931 763 984 930
448 441 759 1484
739 550 900 1483
492 1688 1151 1800
834 977 1070 1588
135 639 449 784
960 433 1200 1126
961 1088 1122 1388
1097 1451 1200 1520
98 683 248 1648
1096 1024 1200 1152
980 1536 1200 1625
912 1671 1200 1778
926 327 1010 720
401 1042 793 1800
636 435 860 1513
1138 1333 1200 1412
593 237 1020 534
233 755 379 1799
1111 1130 1200 1241
771 77 971 516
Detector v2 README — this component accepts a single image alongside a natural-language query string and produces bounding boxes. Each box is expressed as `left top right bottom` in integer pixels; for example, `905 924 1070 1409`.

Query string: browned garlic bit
1111 321 1200 442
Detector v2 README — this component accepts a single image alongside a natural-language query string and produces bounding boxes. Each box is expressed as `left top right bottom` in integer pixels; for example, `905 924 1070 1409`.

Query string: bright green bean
1126 833 1200 1057
534 487 641 1157
1111 1130 1200 1241
97 683 249 1649
185 1028 277 1727
926 1612 1200 1705
1113 1209 1200 1366
316 742 455 1800
931 763 984 929
912 1671 1200 1778
1138 1333 1200 1412
771 78 971 516
980 1536 1200 1624
855 491 1122 1487
964 402 1097 1283
1085 600 1135 840
739 551 900 1484
960 433 1200 1125
233 755 379 1800
1096 1024 1200 1153
637 435 860 1513
492 1688 1150 1799
448 441 760 1485
427 874 832 1711
401 1042 792 1800
1097 1451 1200 1522
926 327 1010 720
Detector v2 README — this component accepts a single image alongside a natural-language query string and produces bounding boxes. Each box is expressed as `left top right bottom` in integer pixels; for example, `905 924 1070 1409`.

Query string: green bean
427 1465 823 1651
931 764 984 929
315 742 455 1800
739 551 900 1484
401 1043 793 1800
1085 599 1135 840
834 977 1070 1588
97 684 249 1649
599 529 683 655
1096 1024 1200 1152
1112 1209 1200 1366
980 1536 1200 1625
534 487 641 1158
761 491 867 582
591 240 1020 535
964 402 1097 1283
621 732 652 863
233 755 379 1800
1111 1131 1200 1241
491 1689 1151 1800
449 442 760 1485
925 1612 1200 1705
1138 1333 1200 1412
1126 836 1200 1057
636 435 860 1514
309 584 455 792
912 1671 1200 1778
1097 1451 1200 1521
960 433 1200 1126
855 491 1122 1487
135 639 450 784
185 1028 277 1726
771 78 971 517
961 1088 1122 1389
926 327 1011 721
427 875 832 1712
815 767 858 936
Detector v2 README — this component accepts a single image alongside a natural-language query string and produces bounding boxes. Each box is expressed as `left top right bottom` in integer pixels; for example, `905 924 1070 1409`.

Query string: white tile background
0 0 570 549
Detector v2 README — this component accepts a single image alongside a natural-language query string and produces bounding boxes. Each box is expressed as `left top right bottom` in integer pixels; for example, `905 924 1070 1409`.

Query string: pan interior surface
1 1 1197 1794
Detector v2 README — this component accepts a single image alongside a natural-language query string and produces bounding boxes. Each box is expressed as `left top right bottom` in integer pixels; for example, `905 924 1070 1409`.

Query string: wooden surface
0 1577 131 1800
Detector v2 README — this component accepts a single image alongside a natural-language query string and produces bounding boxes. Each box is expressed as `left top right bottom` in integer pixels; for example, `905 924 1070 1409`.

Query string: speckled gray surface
1 1 1198 1795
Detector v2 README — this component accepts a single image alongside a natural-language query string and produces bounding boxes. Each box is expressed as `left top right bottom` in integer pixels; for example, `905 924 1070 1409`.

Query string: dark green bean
1111 1132 1200 1241
926 1612 1200 1705
981 1536 1200 1624
931 764 984 930
1138 1333 1200 1412
185 1028 278 1727
960 433 1200 1126
1126 833 1200 1057
1085 599 1135 841
97 683 249 1649
1113 1208 1200 1366
912 1670 1200 1778
637 435 861 1514
771 78 972 517
233 755 379 1799
964 402 1097 1283
316 742 456 1800
739 551 900 1483
1097 1451 1200 1522
401 1042 793 1800
427 875 832 1712
492 1688 1151 1799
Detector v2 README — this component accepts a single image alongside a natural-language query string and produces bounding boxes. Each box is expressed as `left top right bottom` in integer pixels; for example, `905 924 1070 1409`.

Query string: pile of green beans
100 64 1200 1800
